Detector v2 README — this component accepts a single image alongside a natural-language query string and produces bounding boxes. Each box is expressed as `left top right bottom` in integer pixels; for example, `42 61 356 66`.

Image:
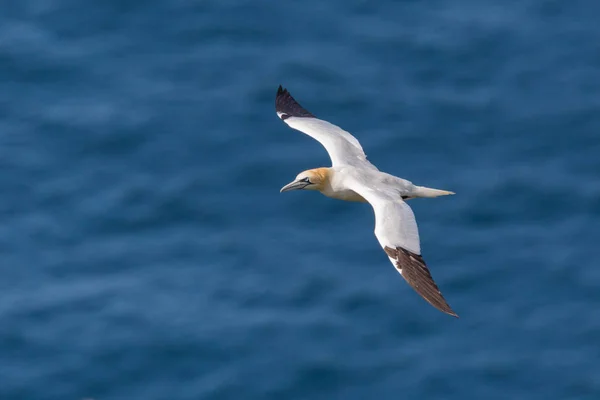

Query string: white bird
276 85 458 317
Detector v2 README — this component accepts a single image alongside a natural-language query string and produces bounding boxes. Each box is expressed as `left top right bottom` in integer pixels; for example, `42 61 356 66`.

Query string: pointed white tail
413 186 455 198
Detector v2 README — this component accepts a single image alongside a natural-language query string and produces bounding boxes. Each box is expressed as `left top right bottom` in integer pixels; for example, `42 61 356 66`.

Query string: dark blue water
2 1 600 399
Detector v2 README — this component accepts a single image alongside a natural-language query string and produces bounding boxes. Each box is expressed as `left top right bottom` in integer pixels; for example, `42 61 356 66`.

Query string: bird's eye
301 177 310 183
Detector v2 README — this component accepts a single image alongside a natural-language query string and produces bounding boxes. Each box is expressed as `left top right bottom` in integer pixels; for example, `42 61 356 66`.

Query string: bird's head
280 168 329 193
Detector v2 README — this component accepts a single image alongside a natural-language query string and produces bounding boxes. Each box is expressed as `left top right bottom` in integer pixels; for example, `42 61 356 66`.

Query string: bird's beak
280 179 308 193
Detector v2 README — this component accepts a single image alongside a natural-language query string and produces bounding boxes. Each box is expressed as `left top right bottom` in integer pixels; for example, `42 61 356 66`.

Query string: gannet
276 85 458 317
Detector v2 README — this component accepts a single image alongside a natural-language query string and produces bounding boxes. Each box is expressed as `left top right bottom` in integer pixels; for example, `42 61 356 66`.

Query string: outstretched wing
275 85 378 170
343 177 458 317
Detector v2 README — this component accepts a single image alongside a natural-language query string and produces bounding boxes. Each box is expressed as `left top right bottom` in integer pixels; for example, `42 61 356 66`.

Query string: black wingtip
275 85 315 119
384 246 459 318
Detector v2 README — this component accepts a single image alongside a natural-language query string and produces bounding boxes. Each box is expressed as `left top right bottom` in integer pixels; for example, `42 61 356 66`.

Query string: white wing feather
281 116 378 170
342 175 421 254
275 86 378 170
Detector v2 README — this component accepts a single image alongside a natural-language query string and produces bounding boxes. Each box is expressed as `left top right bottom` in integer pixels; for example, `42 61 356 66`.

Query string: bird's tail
412 186 455 198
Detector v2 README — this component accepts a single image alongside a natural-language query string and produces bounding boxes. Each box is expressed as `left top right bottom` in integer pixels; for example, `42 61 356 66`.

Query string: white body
324 167 415 203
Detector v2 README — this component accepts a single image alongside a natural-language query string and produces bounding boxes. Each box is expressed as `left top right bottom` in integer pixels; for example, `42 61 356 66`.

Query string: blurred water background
1 0 600 399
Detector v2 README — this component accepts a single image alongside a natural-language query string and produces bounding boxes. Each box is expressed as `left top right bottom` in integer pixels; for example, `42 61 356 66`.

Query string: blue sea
2 1 600 399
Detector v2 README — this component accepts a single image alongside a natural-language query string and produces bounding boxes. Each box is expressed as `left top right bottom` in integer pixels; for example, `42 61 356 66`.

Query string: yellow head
280 168 329 193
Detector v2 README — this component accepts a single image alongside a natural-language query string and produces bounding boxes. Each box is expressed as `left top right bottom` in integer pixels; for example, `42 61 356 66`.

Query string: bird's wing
343 176 458 317
275 86 378 170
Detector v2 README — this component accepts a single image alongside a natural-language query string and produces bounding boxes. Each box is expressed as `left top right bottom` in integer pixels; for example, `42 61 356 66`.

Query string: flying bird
276 85 458 317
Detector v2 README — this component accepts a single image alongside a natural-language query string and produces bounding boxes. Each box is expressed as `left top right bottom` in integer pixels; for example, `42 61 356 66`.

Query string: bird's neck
316 168 368 203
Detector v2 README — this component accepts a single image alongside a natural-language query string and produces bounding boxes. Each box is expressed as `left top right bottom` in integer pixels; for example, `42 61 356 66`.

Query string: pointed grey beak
280 180 308 193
